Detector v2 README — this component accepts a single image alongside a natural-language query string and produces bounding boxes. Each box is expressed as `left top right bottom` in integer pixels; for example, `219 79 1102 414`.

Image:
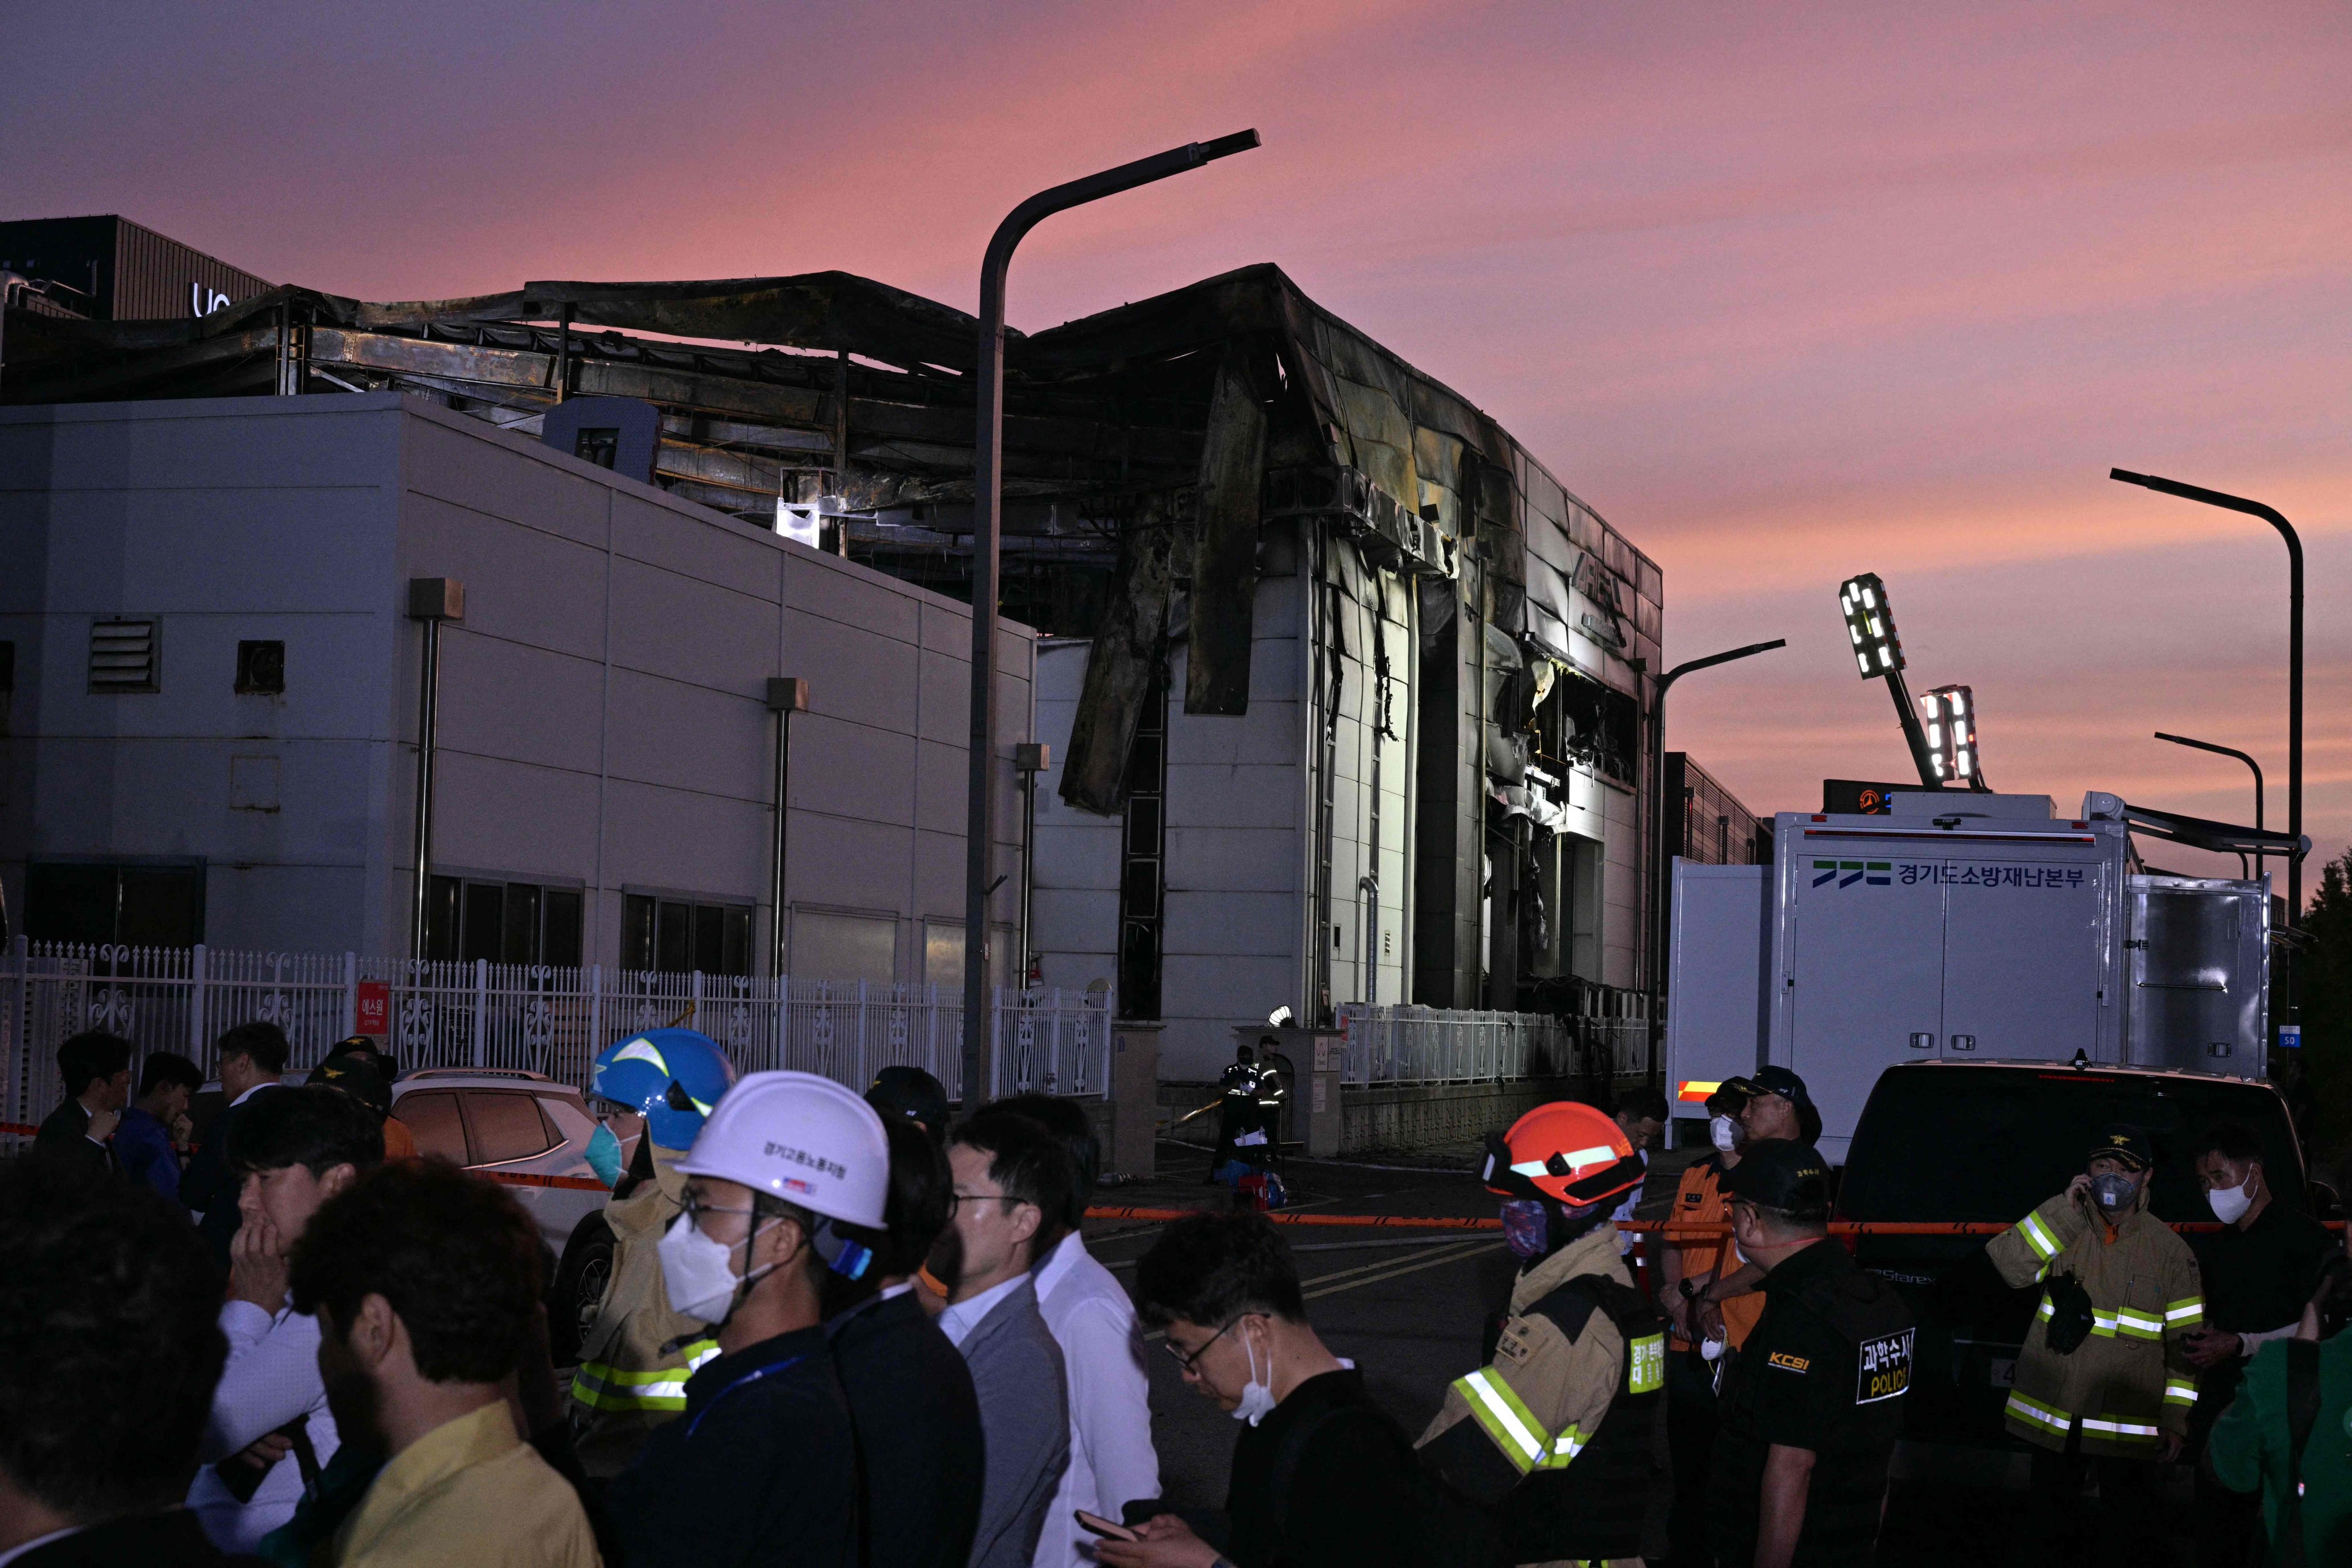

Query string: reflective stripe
1456 1370 1548 1473
1540 1424 1590 1470
2165 1298 2205 1325
2115 1310 2164 1341
2090 1311 2118 1339
2036 1296 2055 1320
2006 1391 2071 1435
570 1341 720 1413
2016 1212 2061 1262
2081 1417 2160 1443
2163 1378 2198 1407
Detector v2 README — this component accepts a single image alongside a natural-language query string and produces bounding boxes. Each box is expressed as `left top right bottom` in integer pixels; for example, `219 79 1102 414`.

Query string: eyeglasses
1163 1317 1241 1374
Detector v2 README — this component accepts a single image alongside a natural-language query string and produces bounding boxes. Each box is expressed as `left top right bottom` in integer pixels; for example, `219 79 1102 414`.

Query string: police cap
1720 1138 1832 1215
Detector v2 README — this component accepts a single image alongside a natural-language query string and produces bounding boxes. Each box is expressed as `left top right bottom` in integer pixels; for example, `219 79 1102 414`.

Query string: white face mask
1709 1115 1739 1153
2207 1179 2254 1225
658 1210 777 1326
1231 1326 1279 1427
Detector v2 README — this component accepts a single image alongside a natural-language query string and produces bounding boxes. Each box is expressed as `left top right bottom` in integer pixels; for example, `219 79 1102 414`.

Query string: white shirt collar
938 1272 1028 1347
878 1280 916 1302
229 1079 283 1107
1033 1228 1087 1297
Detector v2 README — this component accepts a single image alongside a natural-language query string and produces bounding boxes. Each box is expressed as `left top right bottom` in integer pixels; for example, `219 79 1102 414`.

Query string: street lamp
2154 731 2265 882
2108 471 2303 927
1838 573 1938 787
961 130 1261 1104
1647 637 1787 1080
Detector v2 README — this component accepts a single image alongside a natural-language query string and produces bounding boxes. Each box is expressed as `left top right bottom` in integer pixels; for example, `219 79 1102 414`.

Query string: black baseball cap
867 1065 950 1142
1723 1065 1812 1110
2088 1125 2153 1171
1720 1138 1832 1214
307 1054 390 1117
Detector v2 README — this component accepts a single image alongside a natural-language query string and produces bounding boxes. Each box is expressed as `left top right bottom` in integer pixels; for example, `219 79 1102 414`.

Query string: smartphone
1074 1510 1138 1543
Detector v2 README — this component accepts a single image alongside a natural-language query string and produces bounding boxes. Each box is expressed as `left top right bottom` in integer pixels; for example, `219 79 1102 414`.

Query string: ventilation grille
90 618 158 692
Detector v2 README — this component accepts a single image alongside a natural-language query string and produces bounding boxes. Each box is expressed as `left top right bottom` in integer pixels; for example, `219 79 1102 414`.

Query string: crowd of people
5 1024 2349 1568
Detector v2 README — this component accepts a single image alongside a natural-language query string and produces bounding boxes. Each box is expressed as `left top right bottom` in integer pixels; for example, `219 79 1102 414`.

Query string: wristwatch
1678 1278 1701 1302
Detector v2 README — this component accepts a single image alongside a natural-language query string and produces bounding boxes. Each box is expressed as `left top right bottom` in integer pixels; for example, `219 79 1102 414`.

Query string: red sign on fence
356 982 389 1038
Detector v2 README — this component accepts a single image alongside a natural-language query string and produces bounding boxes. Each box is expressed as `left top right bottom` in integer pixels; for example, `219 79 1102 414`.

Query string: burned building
0 249 1661 1077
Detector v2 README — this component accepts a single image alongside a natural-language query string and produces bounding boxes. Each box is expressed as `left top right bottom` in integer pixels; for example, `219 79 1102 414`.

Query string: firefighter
1208 1042 1263 1182
567 1028 738 1478
1417 1100 1662 1568
1705 1139 1914 1568
1987 1125 2204 1565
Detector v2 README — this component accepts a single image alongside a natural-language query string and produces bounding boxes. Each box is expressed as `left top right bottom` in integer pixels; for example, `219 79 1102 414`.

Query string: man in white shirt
939 1116 1071 1568
185 1085 385 1552
965 1096 1160 1567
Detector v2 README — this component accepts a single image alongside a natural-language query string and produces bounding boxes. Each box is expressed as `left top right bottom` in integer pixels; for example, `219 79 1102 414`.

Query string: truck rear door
1942 853 2106 1059
1785 848 1945 1155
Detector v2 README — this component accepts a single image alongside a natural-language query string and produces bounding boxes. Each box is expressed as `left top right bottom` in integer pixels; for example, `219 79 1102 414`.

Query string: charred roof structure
2 258 1664 1055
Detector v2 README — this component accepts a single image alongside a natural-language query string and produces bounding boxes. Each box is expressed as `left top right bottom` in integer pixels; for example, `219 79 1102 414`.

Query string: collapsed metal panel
1058 496 1176 816
1185 346 1267 716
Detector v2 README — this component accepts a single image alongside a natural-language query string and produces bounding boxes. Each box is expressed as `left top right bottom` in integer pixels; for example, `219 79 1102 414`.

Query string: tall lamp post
1647 638 1787 1080
2110 469 2304 1049
2154 731 2264 882
962 130 1260 1104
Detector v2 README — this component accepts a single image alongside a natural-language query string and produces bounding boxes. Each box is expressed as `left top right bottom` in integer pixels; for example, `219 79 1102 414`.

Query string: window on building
573 427 620 469
89 617 158 693
622 894 751 976
25 861 205 947
789 909 898 985
423 877 584 968
1117 678 1168 1019
235 639 285 694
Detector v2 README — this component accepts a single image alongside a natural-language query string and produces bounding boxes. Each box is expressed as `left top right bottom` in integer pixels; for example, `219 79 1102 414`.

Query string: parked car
1835 1058 2319 1460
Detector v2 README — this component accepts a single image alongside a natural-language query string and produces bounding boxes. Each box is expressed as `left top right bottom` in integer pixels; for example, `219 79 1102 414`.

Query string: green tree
2300 848 2352 1159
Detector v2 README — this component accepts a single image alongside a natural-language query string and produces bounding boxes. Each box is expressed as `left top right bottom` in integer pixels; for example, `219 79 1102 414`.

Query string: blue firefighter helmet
590 1028 737 1151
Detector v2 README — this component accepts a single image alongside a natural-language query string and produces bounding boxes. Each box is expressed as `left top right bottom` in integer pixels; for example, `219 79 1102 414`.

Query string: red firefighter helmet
1481 1101 1645 1208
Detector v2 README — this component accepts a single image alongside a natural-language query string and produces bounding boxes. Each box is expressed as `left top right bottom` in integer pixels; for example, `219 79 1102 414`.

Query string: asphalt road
1084 1142 2208 1568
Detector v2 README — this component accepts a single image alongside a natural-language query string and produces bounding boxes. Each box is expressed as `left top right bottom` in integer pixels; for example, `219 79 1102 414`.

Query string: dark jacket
33 1099 114 1180
1228 1368 1434 1568
13 1507 260 1565
827 1288 985 1568
607 1323 858 1568
181 1086 281 1266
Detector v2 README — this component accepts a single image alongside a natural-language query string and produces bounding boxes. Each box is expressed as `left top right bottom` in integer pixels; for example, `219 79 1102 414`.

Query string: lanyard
683 1353 809 1440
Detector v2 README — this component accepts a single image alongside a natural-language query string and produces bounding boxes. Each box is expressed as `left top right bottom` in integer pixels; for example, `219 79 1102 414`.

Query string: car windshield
1837 1067 2301 1225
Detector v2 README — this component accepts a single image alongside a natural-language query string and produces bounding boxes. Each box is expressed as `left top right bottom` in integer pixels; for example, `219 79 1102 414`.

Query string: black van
1833 1059 2316 1447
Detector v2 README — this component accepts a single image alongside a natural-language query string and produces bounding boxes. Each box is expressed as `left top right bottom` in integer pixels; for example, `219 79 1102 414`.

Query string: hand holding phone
1074 1510 1138 1543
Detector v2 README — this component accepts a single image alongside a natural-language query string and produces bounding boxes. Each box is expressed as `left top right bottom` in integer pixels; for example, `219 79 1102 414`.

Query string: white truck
1666 789 2273 1160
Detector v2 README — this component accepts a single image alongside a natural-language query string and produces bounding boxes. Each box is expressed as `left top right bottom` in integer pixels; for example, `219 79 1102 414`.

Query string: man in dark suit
179 1022 290 1265
937 1115 1071 1568
33 1032 132 1180
827 1117 986 1568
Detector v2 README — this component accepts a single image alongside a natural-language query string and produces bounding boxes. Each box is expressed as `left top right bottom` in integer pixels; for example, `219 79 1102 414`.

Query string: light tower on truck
1837 574 1987 792
1919 685 1984 789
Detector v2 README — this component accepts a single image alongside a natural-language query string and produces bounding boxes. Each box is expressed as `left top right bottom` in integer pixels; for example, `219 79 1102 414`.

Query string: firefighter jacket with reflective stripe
1417 1221 1664 1566
1986 1189 2204 1456
570 1146 721 1478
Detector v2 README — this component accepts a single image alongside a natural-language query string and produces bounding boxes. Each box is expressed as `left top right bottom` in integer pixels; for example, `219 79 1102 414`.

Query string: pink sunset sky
7 0 2346 895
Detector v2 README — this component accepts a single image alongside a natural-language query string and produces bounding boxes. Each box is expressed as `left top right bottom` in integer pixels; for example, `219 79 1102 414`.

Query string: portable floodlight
1838 574 1905 679
1920 685 1979 785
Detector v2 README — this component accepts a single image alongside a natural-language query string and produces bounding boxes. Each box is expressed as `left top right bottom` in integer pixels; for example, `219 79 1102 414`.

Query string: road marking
1303 1240 1501 1300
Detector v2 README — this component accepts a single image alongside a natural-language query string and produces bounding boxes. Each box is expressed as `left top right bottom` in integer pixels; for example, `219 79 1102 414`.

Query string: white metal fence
1337 1001 1650 1086
1 939 1111 1141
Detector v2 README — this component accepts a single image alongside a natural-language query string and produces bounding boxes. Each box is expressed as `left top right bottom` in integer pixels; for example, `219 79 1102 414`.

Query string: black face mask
924 1225 965 1298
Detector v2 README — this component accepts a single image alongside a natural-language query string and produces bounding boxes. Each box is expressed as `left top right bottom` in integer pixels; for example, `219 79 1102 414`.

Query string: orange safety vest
1668 1157 1766 1352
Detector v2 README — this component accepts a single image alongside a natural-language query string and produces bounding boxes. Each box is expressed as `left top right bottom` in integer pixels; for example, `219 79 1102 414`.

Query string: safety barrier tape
0 1122 39 1137
1080 1206 2345 1237
480 1170 612 1192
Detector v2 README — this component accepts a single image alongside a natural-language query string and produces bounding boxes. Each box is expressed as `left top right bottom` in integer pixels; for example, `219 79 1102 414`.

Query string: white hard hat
674 1069 889 1229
